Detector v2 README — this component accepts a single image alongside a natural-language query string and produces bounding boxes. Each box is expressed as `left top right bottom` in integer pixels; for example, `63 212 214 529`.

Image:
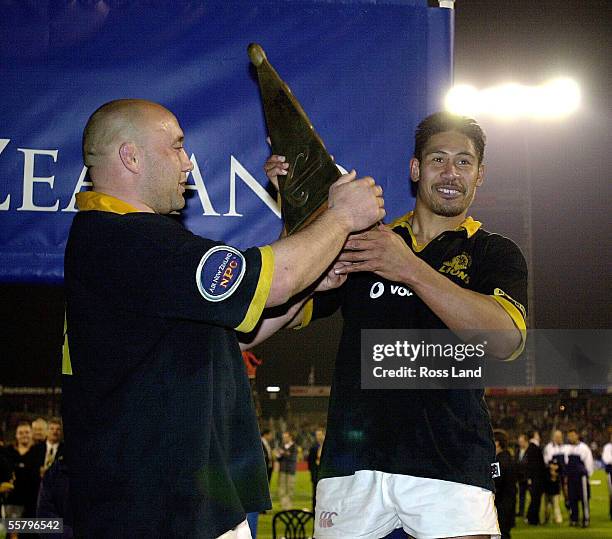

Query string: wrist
325 206 352 235
403 256 429 289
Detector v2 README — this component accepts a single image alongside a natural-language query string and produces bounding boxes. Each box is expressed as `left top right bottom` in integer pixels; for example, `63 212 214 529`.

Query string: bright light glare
266 386 281 393
445 78 581 119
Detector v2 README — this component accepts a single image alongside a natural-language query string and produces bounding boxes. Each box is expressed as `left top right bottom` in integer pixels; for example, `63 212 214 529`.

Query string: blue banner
0 0 453 283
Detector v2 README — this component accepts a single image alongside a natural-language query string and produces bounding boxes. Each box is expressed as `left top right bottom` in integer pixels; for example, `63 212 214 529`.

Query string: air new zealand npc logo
196 246 246 302
439 252 472 284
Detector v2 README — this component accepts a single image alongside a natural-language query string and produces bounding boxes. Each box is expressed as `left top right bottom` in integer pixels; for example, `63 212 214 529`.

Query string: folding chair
272 509 315 539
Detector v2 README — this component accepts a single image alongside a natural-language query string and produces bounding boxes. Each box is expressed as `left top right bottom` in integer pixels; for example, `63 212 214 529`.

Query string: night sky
1 1 609 389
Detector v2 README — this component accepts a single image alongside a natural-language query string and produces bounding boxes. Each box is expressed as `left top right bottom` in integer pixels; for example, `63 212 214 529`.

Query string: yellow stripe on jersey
235 245 274 333
293 298 314 330
62 312 72 375
491 288 527 361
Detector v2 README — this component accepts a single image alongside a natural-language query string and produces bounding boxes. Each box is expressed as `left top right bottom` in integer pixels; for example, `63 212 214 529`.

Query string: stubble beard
426 184 476 218
173 190 186 212
430 201 466 217
141 171 185 215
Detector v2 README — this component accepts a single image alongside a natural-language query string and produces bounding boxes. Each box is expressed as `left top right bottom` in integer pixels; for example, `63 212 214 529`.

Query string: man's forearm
239 295 309 350
407 258 522 359
266 210 350 307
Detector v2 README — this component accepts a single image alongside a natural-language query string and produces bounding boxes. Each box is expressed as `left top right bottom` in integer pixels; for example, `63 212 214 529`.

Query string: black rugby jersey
63 192 273 538
302 212 527 491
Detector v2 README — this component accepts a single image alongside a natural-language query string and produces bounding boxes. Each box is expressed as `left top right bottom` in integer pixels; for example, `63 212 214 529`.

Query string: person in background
31 418 64 478
36 454 73 539
307 428 325 511
31 418 48 445
5 422 40 518
542 429 565 524
261 429 274 484
493 430 516 539
515 433 529 518
564 428 594 528
0 444 15 503
602 432 612 520
524 430 546 525
276 431 298 510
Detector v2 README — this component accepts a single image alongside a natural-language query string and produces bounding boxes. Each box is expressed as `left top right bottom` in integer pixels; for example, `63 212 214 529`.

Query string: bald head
82 99 172 169
32 417 48 443
81 99 193 213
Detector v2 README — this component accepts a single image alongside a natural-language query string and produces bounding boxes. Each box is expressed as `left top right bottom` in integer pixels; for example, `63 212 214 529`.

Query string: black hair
414 112 486 164
494 429 509 450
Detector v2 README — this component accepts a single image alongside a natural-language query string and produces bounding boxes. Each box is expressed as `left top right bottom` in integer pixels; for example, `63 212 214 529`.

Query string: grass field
254 469 611 538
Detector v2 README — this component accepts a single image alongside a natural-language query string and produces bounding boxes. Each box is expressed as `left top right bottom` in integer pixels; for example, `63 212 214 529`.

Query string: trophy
248 43 341 235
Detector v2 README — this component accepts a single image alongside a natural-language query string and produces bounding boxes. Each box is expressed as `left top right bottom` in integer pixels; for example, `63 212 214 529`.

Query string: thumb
332 169 357 187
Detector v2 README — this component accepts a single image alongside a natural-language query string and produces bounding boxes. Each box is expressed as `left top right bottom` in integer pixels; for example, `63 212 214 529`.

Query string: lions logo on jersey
439 253 472 284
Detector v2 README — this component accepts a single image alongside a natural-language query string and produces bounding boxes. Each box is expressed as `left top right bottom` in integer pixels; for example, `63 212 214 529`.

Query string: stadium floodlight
266 386 281 393
445 78 580 119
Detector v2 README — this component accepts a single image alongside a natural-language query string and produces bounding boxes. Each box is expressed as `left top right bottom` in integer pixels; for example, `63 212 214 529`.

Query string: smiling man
62 99 385 539
267 112 528 539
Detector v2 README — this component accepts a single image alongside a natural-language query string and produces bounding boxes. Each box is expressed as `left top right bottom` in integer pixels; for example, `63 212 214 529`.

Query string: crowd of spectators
0 416 71 538
260 395 610 466
486 394 610 459
0 393 608 536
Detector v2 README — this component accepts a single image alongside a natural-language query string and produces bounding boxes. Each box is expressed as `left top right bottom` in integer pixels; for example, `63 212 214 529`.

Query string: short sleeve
473 234 528 360
66 213 274 332
296 287 345 329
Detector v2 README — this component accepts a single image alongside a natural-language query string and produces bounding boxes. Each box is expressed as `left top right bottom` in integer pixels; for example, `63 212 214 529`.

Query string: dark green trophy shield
248 43 341 235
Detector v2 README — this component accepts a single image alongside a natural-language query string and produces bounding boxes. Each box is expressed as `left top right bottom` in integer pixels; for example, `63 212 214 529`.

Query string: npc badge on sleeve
196 246 246 302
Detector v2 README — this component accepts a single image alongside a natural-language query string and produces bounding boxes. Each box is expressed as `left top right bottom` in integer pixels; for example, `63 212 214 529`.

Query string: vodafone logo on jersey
370 282 385 299
369 281 414 299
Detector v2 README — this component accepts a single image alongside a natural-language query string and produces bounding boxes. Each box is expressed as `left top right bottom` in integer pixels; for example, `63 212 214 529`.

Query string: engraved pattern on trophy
249 43 341 234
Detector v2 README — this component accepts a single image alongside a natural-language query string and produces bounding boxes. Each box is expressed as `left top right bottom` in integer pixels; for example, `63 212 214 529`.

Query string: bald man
63 99 385 539
31 418 48 444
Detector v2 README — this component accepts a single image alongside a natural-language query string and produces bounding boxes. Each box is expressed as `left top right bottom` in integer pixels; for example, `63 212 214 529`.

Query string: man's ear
119 142 140 174
476 163 485 187
409 157 420 184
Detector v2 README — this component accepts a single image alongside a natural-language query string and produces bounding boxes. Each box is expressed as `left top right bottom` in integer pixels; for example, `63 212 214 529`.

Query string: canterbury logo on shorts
319 511 338 528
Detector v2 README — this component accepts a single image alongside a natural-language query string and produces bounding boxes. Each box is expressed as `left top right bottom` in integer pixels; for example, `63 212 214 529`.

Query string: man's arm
239 295 308 350
338 225 522 359
584 445 594 476
543 444 552 465
239 261 347 349
238 156 364 348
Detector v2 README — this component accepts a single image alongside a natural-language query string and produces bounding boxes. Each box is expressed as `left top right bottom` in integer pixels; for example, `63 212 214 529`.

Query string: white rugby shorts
315 470 500 539
216 519 252 539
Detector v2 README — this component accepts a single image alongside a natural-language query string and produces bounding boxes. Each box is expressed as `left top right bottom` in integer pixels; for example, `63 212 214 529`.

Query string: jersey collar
391 211 482 238
76 191 142 214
